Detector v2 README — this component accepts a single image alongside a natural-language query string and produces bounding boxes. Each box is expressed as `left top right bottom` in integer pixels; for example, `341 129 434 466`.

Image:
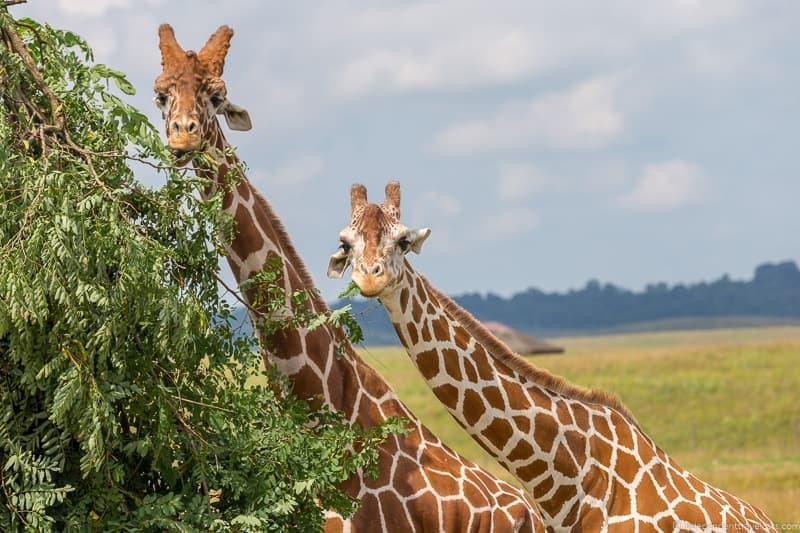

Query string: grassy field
357 326 800 525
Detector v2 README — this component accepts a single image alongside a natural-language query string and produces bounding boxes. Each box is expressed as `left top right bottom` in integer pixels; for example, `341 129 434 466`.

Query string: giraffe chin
167 140 206 164
167 134 203 154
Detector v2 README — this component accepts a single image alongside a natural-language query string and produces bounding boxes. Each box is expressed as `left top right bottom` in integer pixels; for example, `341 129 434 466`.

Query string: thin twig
66 143 189 173
149 368 211 448
214 272 264 319
170 396 235 414
1 1 28 9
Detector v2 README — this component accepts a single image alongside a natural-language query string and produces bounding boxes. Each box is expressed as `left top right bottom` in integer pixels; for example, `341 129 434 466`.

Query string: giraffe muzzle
167 113 204 153
168 131 203 153
352 268 390 298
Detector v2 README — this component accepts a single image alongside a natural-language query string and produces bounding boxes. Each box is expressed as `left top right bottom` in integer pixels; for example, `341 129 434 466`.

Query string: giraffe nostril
187 121 197 134
371 264 383 276
170 121 180 133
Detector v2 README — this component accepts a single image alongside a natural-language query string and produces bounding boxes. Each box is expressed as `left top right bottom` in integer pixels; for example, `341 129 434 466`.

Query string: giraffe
327 181 776 532
153 25 545 532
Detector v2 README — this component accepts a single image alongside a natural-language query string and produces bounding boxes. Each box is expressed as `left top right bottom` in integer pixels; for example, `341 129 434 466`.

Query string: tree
0 10 391 531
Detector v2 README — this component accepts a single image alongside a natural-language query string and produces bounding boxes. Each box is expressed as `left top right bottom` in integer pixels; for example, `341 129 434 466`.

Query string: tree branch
0 13 62 130
215 272 263 319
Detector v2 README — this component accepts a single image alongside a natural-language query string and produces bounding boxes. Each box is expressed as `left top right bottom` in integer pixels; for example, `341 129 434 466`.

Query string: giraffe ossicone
154 26 545 532
329 180 775 532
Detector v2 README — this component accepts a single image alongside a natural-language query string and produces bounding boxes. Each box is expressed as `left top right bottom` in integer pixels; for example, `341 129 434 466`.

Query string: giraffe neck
378 262 775 529
189 129 552 531
193 122 394 421
378 263 617 522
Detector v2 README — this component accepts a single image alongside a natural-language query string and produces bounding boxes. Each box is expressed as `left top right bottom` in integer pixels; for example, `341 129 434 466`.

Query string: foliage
0 12 388 531
242 269 366 357
332 283 366 345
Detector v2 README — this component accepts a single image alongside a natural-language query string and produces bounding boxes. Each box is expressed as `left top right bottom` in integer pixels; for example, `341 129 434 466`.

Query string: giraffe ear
220 101 252 131
327 249 350 279
407 228 431 254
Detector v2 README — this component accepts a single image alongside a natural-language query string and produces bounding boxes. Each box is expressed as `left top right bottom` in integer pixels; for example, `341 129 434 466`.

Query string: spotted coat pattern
155 25 545 533
338 182 776 532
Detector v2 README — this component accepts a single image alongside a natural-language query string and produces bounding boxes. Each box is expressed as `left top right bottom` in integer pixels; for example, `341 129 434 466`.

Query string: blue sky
24 1 799 300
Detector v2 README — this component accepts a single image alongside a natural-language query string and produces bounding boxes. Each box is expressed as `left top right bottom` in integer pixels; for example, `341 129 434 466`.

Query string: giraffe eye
339 241 351 254
155 93 168 107
398 236 410 251
210 94 224 107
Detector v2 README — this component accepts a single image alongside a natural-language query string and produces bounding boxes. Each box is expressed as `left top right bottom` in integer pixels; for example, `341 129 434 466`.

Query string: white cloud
117 13 161 71
498 164 552 201
417 226 465 255
78 25 118 61
685 39 756 79
233 65 309 133
482 207 539 238
639 1 745 32
406 191 462 248
582 159 631 192
58 0 128 16
618 160 705 212
317 1 748 98
402 191 462 234
334 29 542 97
253 155 324 187
416 191 462 217
432 75 624 155
57 0 161 16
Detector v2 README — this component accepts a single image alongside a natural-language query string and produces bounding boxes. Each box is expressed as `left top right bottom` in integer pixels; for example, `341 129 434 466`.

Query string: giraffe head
154 24 251 155
328 181 431 297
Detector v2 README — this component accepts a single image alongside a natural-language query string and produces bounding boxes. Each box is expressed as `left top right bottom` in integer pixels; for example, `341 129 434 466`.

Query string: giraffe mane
422 276 640 427
248 187 331 315
210 124 343 344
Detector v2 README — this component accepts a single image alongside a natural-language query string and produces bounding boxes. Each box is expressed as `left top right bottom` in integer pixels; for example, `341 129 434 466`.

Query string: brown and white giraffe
327 181 776 532
154 25 545 532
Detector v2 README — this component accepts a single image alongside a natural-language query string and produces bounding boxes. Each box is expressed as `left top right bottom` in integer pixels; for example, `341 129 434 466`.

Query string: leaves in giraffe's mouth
338 281 362 300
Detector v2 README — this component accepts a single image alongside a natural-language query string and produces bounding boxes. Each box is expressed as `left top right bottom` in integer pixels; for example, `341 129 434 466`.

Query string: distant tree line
235 260 800 344
455 260 800 332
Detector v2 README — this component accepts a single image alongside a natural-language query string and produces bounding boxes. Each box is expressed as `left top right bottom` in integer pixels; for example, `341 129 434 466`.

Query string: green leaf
0 12 397 532
337 281 362 300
